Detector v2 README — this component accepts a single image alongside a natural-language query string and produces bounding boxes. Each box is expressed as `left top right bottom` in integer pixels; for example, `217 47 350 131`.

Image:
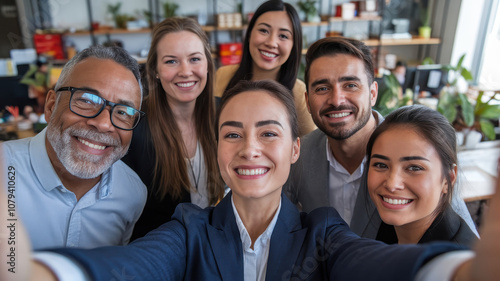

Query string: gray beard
46 123 128 179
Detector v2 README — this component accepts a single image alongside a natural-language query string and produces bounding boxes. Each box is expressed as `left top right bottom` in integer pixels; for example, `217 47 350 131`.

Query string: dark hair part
217 80 299 141
224 0 302 92
305 37 374 92
55 45 142 102
365 105 457 216
144 17 224 204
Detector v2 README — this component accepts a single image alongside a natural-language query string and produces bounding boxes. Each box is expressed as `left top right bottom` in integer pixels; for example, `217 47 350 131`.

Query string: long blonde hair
144 17 224 204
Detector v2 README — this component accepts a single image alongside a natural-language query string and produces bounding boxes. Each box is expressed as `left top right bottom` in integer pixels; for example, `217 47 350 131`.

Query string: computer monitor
0 64 36 114
403 64 447 101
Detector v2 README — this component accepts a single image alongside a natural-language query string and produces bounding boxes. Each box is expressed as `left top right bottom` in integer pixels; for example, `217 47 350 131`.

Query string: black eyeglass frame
55 86 145 131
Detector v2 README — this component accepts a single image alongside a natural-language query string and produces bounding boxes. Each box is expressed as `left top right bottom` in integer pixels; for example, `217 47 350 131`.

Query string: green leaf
442 65 454 72
384 73 399 89
479 119 495 140
475 91 485 108
458 93 474 127
456 54 466 70
478 104 500 119
438 105 457 123
399 96 412 107
437 90 457 120
376 88 393 109
461 68 473 81
422 57 435 65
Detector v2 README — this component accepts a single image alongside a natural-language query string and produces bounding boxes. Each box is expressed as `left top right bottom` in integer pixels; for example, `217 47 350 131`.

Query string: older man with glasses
0 46 147 250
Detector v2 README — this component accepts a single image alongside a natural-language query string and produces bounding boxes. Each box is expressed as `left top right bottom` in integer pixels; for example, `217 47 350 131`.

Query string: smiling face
156 31 208 107
306 54 377 140
367 127 450 230
249 10 294 78
44 57 141 179
217 90 300 204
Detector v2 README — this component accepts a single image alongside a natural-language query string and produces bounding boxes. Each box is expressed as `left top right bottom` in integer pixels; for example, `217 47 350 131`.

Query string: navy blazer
53 193 463 281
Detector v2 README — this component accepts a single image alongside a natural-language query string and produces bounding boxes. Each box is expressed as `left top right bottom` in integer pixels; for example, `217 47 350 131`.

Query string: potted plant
107 3 122 28
297 0 318 22
19 62 51 114
374 72 412 116
437 54 500 146
163 1 179 19
418 0 434 38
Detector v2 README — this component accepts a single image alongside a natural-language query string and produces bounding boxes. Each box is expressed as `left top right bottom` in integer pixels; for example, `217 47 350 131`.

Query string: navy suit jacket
53 193 463 281
377 207 478 247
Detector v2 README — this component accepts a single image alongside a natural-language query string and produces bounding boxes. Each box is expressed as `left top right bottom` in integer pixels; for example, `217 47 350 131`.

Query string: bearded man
1 46 147 250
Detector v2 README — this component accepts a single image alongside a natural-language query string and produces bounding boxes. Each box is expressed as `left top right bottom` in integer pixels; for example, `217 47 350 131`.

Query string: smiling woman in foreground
366 105 477 246
9 80 500 281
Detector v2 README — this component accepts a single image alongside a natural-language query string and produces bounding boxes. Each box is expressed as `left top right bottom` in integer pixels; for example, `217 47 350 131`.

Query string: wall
34 0 473 68
478 0 500 90
49 0 251 55
450 0 485 70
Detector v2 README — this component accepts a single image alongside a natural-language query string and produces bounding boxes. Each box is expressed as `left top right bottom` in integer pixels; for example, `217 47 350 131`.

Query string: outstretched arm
31 263 57 281
454 160 500 281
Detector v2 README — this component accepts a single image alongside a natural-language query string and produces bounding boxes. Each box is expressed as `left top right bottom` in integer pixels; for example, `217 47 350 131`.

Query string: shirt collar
325 140 366 178
231 196 281 250
29 128 63 191
29 127 112 199
325 110 384 177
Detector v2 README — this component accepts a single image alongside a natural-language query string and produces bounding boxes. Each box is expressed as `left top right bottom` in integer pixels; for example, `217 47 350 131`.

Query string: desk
458 140 500 202
16 129 36 139
0 122 37 141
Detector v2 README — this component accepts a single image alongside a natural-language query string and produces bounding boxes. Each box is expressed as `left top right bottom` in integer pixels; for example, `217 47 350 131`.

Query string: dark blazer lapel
350 179 380 238
419 208 457 243
266 194 307 281
207 193 244 281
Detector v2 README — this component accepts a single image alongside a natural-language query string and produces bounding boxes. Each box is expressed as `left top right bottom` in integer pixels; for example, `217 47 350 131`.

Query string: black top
376 206 478 247
122 117 190 241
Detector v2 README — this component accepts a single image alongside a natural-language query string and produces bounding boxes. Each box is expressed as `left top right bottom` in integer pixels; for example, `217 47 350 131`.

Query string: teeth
176 82 195 87
327 112 350 118
383 197 412 205
237 168 268 176
260 50 277 58
78 138 106 150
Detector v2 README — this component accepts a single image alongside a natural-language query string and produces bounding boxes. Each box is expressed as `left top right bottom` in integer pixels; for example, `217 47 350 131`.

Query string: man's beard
46 123 128 179
314 105 371 141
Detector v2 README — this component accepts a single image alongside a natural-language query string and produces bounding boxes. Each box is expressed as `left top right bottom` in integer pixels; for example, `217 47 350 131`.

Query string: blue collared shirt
1 128 147 250
232 197 281 281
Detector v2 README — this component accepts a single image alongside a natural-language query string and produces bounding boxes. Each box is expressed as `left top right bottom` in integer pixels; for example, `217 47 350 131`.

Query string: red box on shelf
33 34 65 59
219 43 242 66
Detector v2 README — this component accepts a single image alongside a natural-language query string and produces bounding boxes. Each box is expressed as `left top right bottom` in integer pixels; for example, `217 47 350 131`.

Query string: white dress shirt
326 141 366 225
232 197 281 281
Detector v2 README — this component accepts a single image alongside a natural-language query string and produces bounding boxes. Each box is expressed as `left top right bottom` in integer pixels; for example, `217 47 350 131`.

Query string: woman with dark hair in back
214 0 316 136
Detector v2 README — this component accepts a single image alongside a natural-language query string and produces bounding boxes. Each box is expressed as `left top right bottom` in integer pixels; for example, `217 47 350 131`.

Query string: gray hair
55 45 143 107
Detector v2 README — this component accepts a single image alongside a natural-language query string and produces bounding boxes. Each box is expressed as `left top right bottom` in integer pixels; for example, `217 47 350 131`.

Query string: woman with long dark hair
214 0 316 136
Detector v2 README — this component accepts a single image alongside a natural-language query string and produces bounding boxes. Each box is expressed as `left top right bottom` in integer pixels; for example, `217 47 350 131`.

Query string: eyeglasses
55 87 145 130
